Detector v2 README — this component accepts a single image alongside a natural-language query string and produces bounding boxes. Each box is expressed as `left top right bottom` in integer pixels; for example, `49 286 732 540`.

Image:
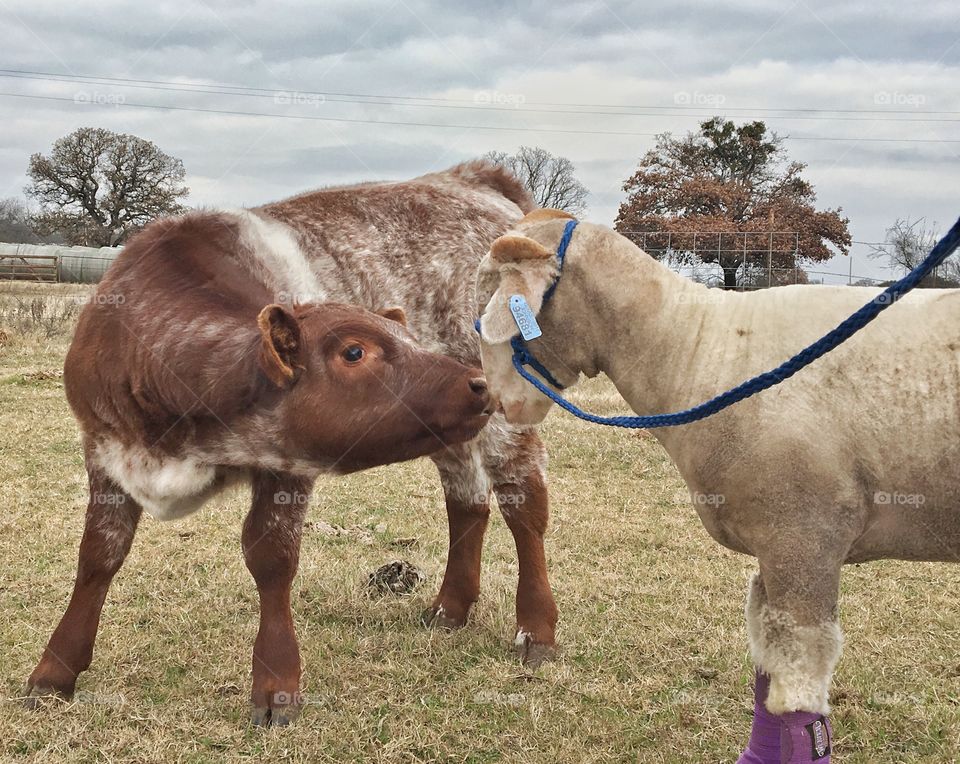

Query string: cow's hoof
420 605 466 631
250 703 301 728
514 631 557 669
22 683 72 710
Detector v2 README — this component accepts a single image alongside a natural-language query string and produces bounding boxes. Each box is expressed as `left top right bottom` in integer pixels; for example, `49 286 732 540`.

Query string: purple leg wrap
737 671 782 764
781 710 832 763
737 671 832 764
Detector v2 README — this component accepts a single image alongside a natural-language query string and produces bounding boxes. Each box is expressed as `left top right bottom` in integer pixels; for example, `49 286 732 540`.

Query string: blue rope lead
512 215 960 429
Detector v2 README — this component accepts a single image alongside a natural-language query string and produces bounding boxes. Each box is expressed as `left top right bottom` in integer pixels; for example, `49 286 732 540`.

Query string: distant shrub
1 296 80 339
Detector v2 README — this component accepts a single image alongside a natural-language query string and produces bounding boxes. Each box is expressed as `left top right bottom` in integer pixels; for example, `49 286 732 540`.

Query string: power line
0 91 651 137
3 91 960 144
4 68 960 122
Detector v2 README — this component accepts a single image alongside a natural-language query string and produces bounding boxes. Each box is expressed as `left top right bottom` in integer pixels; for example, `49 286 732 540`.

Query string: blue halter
491 215 960 429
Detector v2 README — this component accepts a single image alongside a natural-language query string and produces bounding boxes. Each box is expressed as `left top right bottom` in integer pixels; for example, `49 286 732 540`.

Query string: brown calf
25 207 491 726
256 162 558 666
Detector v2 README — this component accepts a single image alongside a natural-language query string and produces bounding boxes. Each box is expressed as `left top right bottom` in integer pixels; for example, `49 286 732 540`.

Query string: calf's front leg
421 483 491 630
496 465 558 668
425 432 558 667
25 471 141 705
243 471 310 727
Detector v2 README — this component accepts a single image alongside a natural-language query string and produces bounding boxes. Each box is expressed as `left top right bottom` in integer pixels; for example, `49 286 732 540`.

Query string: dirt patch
366 560 426 597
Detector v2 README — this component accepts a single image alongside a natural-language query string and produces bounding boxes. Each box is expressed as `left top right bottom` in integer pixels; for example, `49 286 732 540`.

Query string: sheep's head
476 217 579 425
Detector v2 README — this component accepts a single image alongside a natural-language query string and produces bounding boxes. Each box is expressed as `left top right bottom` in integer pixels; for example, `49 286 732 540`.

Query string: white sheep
476 208 960 764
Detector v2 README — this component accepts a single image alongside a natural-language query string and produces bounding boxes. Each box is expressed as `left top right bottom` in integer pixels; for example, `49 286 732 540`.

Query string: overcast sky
2 0 958 282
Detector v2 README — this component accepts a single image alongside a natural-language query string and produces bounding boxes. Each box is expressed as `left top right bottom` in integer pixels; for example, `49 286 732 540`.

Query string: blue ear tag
509 294 542 340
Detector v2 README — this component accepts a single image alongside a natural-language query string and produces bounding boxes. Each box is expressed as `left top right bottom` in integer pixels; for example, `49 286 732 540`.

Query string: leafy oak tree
615 118 850 288
26 127 188 246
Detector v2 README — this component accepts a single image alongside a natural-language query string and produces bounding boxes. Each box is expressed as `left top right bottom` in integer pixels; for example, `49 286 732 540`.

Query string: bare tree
484 146 589 215
870 217 959 286
0 197 42 243
26 127 189 247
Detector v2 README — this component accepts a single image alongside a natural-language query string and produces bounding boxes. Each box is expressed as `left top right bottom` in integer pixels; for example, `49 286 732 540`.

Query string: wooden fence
0 254 59 282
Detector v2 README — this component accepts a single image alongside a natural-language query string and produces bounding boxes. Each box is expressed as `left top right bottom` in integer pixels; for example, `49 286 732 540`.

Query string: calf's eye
342 345 365 363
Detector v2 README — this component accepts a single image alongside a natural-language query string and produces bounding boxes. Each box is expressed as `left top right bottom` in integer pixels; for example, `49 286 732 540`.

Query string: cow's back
258 161 534 363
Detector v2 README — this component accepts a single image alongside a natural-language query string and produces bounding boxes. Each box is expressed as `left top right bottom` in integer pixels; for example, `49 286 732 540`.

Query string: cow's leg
423 426 558 667
492 433 558 668
422 446 491 630
738 563 843 764
25 471 141 706
243 471 310 727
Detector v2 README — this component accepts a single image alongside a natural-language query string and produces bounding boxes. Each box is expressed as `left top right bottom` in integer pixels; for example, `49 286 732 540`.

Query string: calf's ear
257 304 303 387
479 234 557 344
378 306 407 327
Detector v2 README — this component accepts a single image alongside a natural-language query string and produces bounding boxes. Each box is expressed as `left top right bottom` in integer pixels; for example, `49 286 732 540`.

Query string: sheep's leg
493 436 558 668
243 471 310 727
25 471 141 706
739 570 842 763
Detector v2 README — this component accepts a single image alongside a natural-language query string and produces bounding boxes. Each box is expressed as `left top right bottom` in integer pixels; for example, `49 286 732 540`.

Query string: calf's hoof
22 682 73 710
514 630 557 668
420 604 467 631
250 692 302 728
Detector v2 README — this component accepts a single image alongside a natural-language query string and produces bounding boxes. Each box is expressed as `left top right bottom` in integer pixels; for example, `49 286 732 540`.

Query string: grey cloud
1 0 958 279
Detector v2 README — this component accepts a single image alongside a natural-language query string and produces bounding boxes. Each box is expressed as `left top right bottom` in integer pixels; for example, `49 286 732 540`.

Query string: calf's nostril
468 377 488 396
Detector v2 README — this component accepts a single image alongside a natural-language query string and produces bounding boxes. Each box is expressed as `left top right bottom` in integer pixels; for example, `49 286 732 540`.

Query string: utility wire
3 68 960 121
3 91 960 144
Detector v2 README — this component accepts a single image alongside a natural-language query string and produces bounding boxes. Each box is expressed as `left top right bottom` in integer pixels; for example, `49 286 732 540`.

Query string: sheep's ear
480 271 535 343
479 234 558 344
257 304 303 387
490 234 553 264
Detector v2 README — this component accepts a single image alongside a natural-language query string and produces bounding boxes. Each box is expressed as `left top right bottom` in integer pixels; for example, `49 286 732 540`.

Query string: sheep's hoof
420 605 466 631
22 683 72 710
514 632 558 668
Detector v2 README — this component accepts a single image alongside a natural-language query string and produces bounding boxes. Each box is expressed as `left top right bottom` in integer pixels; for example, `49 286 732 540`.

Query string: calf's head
476 221 579 425
258 302 492 471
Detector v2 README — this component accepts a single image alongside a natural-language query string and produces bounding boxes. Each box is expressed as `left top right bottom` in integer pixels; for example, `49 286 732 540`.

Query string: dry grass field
0 281 957 763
